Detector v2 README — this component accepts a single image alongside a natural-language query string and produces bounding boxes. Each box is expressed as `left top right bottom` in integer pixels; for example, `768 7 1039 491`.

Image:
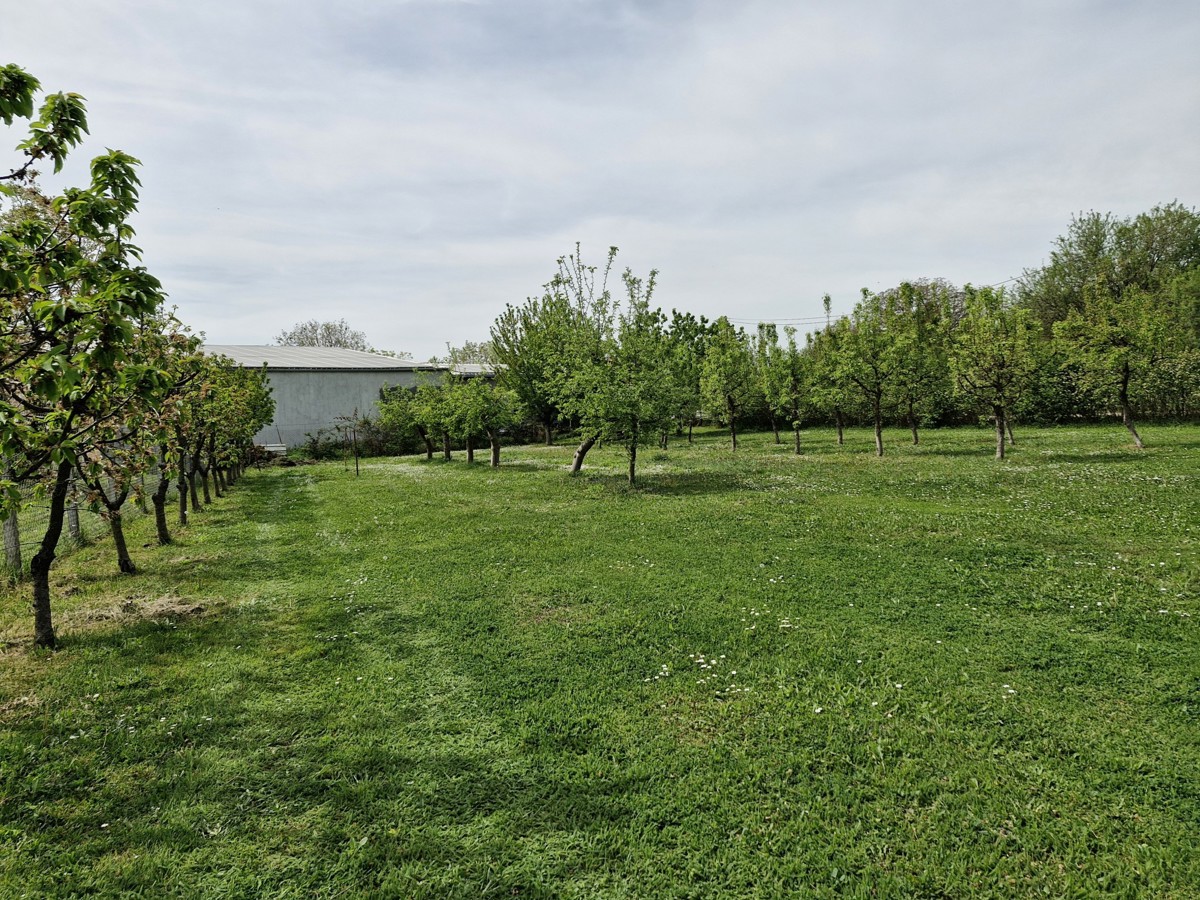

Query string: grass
1 424 1198 898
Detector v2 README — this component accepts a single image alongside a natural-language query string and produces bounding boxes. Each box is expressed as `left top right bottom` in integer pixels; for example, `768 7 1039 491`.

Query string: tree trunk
730 419 738 451
417 425 434 461
873 396 884 457
67 477 83 546
660 431 668 450
152 452 171 546
628 441 637 486
108 511 136 574
487 429 501 468
178 462 189 527
442 432 452 461
216 467 227 493
909 400 919 445
200 467 212 504
994 405 1006 460
543 415 555 446
1119 363 1144 449
3 505 20 582
30 461 73 649
770 417 780 444
793 426 802 455
835 409 845 445
570 435 597 474
466 435 475 464
687 421 694 443
1005 417 1016 446
188 469 201 512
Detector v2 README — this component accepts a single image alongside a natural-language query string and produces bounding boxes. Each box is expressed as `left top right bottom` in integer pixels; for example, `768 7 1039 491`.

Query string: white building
203 345 439 448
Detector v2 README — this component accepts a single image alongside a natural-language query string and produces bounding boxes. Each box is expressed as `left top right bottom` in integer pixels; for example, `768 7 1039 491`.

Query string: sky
4 0 1199 360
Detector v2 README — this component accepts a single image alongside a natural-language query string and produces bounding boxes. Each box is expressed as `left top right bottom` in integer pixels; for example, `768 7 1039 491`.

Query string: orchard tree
664 310 710 442
808 295 855 445
753 323 789 444
378 386 435 460
1 65 173 648
772 326 812 454
951 286 1037 459
559 267 675 485
700 317 757 450
840 289 897 457
490 289 575 446
885 280 954 444
1053 285 1175 448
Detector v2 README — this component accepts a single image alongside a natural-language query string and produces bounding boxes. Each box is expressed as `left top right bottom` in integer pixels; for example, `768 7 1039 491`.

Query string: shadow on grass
573 470 747 497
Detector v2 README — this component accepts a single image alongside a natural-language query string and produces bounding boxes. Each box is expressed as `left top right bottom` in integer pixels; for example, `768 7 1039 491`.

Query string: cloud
4 0 1198 357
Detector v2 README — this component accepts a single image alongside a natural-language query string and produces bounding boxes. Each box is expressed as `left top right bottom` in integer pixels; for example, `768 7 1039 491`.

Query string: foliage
427 340 495 366
275 318 383 353
1019 202 1200 332
559 267 676 484
951 286 1037 458
0 65 176 647
699 317 757 449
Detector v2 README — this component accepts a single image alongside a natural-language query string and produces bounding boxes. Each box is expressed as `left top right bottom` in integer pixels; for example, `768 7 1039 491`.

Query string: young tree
700 317 757 450
1 65 173 647
664 310 710 443
490 291 574 446
840 289 896 457
1053 285 1175 448
951 286 1037 459
808 295 855 445
770 326 812 454
378 386 436 460
885 280 954 444
753 323 788 444
559 268 675 485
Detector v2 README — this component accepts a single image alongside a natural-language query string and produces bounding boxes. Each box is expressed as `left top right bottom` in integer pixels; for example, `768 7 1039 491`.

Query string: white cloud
4 0 1198 357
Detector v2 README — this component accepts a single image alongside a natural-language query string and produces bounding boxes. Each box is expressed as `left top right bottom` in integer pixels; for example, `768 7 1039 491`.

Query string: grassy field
1 424 1198 898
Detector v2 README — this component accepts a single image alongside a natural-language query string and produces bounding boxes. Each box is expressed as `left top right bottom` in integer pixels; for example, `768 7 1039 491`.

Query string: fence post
67 475 83 545
3 506 20 582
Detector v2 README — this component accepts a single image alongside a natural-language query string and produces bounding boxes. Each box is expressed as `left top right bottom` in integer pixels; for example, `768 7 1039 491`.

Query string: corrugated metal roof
203 345 437 371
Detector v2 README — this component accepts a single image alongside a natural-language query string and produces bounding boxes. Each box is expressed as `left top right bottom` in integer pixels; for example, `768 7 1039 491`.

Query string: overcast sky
5 1 1198 359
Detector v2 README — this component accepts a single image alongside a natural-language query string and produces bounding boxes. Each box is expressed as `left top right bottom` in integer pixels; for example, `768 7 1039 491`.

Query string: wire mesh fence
3 473 181 581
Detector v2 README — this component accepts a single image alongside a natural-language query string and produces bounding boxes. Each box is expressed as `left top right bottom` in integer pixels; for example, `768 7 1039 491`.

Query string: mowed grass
1 424 1198 898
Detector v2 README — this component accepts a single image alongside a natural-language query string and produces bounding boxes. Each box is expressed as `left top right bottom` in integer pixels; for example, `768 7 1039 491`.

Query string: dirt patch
64 594 210 628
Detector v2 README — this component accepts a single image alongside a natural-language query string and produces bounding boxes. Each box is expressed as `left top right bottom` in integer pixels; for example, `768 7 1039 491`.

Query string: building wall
256 369 425 447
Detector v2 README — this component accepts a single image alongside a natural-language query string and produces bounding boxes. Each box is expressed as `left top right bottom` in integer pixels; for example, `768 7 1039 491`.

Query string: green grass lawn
2 424 1198 898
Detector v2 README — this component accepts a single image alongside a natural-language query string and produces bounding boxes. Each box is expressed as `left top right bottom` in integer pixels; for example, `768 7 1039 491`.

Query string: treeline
1 66 274 648
419 206 1194 476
